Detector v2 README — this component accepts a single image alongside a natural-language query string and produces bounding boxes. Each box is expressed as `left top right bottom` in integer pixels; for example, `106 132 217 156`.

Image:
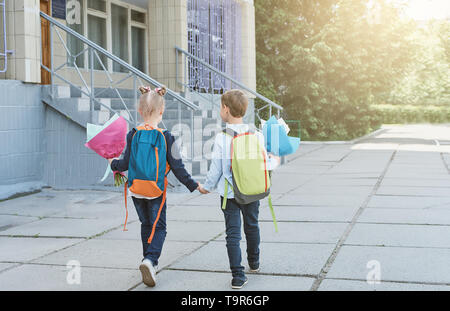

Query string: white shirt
203 123 279 198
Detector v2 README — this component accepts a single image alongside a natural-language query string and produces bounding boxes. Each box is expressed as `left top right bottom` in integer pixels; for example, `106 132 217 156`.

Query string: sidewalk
1 124 450 291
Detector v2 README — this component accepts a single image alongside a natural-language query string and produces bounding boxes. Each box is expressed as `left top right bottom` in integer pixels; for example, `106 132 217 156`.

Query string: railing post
191 109 194 161
50 23 54 98
89 47 94 123
176 50 178 90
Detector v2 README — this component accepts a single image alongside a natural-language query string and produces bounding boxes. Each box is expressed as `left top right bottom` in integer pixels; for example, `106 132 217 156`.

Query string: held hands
197 183 210 195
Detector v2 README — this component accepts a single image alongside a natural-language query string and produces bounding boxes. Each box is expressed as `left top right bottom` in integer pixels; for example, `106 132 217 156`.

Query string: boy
199 89 279 289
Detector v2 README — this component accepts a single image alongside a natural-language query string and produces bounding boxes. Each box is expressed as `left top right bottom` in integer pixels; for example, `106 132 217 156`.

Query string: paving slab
380 178 450 188
0 217 122 238
0 263 18 273
50 202 139 221
133 270 315 291
305 178 379 187
167 204 226 222
259 205 358 222
383 171 450 179
367 195 450 209
0 215 40 232
0 264 141 291
318 279 450 291
0 190 120 217
33 238 204 271
0 237 83 262
275 165 332 175
215 222 347 245
322 172 383 179
358 208 450 225
376 186 450 197
292 185 374 196
0 196 63 217
345 223 450 248
99 220 224 243
170 241 335 277
327 245 450 284
174 193 279 207
274 194 367 207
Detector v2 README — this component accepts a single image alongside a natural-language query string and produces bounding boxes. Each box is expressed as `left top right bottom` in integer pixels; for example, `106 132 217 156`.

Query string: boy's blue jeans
132 196 167 266
220 197 260 280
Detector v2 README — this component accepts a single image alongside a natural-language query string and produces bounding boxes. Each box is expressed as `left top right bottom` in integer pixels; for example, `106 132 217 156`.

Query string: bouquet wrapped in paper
85 114 129 230
262 116 300 156
85 114 128 186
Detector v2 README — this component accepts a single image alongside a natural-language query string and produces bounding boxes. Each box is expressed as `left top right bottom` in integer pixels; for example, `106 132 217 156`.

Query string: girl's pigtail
139 86 151 94
155 86 167 97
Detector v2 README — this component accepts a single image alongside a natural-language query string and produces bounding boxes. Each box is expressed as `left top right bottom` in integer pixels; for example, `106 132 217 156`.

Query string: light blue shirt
203 123 278 198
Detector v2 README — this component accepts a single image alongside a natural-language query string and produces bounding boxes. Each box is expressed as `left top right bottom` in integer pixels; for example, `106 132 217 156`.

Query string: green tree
256 0 418 140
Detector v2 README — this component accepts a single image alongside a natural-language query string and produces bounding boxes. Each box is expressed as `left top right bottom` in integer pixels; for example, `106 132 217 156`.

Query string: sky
404 0 450 20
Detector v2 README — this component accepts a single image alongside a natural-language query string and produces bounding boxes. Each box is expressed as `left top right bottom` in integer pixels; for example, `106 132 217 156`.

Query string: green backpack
222 128 278 232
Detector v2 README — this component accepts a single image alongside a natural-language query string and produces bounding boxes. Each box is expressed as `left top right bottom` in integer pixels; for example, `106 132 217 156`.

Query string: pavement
1 124 450 291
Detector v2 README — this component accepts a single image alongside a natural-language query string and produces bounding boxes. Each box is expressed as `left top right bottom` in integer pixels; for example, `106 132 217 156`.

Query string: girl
108 85 201 287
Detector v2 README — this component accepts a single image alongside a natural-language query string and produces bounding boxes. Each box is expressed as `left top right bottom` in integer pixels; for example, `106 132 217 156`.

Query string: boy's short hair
221 89 248 118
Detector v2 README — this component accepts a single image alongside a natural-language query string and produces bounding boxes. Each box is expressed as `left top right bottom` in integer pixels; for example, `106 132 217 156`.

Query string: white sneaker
139 259 156 287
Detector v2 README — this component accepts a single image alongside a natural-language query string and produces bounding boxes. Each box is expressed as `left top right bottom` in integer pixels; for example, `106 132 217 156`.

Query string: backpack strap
222 128 239 138
267 194 278 232
222 178 229 210
147 177 168 244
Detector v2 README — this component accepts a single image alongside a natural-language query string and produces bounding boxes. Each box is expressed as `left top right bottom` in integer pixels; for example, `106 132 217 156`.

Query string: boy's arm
110 129 135 172
203 135 223 192
165 132 199 192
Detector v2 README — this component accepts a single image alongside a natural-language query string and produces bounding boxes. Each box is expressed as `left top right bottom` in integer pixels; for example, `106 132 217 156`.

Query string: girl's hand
107 158 118 164
197 184 210 194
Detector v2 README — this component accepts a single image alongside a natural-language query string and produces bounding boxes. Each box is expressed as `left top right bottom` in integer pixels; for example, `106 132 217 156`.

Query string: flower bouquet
85 114 129 230
85 114 128 185
262 116 301 156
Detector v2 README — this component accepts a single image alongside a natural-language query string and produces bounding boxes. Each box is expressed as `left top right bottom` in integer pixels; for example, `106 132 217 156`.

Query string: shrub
373 104 450 124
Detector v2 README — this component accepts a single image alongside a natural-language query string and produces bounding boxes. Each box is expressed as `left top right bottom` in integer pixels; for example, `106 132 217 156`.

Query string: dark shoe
249 262 260 272
231 277 248 289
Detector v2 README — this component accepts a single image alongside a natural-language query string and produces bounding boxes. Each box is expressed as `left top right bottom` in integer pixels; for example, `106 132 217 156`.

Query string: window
87 14 107 70
65 0 147 73
131 26 145 72
67 0 84 68
111 4 128 72
131 10 146 24
87 0 106 12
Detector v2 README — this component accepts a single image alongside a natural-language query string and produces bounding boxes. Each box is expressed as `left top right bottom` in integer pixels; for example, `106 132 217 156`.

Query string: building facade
0 0 257 197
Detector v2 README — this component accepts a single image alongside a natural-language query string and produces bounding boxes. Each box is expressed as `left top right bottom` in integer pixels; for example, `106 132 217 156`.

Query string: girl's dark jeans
220 197 260 280
132 196 167 266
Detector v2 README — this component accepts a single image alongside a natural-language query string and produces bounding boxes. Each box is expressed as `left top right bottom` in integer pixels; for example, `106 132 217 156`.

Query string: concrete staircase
41 84 222 187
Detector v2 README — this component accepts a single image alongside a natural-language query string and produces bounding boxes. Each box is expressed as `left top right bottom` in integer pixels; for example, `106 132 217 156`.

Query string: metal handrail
175 45 283 114
40 12 199 111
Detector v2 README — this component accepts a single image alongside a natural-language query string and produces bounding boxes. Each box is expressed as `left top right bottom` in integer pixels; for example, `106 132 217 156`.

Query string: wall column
239 0 256 92
148 0 187 91
0 0 41 83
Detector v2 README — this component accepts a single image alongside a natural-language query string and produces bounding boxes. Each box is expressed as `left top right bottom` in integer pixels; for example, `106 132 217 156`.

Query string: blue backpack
127 124 169 243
